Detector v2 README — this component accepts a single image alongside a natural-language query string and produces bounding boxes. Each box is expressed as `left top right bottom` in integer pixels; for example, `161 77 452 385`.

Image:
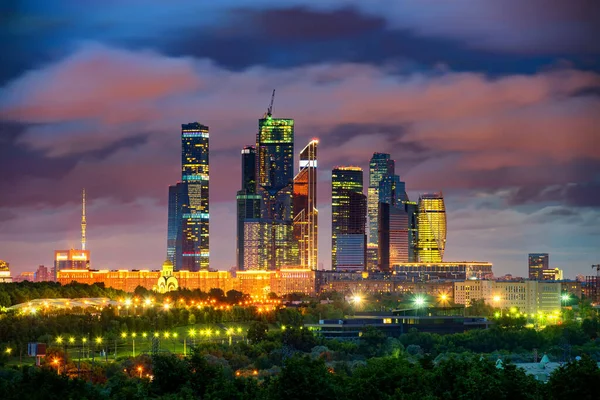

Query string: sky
1 0 599 278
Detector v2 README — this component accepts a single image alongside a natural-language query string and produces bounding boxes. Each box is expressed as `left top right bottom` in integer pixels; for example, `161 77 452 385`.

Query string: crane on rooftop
267 89 275 117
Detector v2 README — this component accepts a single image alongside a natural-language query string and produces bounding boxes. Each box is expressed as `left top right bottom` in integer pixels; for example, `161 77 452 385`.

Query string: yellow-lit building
542 268 563 281
416 193 446 262
454 279 562 316
0 260 12 283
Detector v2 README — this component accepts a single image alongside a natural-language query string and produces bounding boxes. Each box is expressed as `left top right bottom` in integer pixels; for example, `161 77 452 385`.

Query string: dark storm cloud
160 6 596 75
508 181 600 208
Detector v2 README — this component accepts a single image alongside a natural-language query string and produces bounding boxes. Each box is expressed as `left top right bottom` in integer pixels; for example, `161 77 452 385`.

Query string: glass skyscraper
332 167 367 271
167 182 184 269
179 122 210 271
255 113 295 270
377 174 410 270
368 153 395 245
236 146 261 270
416 193 446 262
293 140 318 270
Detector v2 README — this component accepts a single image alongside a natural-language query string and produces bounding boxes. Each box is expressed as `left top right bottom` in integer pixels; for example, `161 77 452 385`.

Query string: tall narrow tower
81 188 86 250
293 139 318 270
255 91 295 270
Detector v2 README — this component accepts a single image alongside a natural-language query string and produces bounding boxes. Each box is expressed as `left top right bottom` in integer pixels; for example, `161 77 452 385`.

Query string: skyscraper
332 167 367 271
528 253 549 280
167 182 184 269
368 153 395 245
180 122 210 271
255 97 295 269
237 146 261 270
293 139 318 270
416 193 446 262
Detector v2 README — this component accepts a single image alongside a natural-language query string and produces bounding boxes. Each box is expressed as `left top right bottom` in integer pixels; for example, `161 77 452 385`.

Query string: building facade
454 279 562 316
528 253 549 280
236 146 261 270
368 153 395 245
0 260 11 283
178 123 210 271
255 114 295 269
54 249 90 279
293 140 318 270
167 183 184 269
393 261 493 281
416 193 446 262
332 167 367 271
378 202 410 271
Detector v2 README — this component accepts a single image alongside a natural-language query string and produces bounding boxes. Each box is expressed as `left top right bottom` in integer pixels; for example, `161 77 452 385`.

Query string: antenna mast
81 189 86 250
267 89 275 117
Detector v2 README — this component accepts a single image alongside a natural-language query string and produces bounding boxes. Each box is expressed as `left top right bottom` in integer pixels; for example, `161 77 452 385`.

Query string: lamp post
137 366 143 378
131 333 136 357
493 295 502 317
52 358 61 375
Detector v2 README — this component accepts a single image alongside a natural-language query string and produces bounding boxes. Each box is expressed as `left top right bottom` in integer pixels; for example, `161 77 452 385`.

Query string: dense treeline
0 340 598 400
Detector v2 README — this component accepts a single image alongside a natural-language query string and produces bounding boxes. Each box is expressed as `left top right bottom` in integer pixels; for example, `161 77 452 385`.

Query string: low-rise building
454 279 561 316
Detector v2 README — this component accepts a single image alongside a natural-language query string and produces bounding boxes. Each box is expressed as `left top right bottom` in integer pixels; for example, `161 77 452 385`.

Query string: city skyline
1 1 599 277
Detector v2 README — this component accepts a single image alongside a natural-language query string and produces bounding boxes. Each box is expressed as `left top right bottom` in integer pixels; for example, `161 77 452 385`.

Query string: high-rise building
180 122 210 271
378 203 409 271
255 100 295 270
167 183 184 269
366 243 379 272
237 146 261 270
416 193 446 262
368 153 395 245
405 201 419 262
528 253 549 280
377 175 410 270
293 140 318 270
332 167 367 271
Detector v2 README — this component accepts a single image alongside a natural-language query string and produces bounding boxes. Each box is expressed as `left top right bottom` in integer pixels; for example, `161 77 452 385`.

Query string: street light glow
351 295 363 304
414 296 426 307
561 294 570 302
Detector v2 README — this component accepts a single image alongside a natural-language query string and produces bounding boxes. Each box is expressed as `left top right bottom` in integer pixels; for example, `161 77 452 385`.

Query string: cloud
1 43 599 274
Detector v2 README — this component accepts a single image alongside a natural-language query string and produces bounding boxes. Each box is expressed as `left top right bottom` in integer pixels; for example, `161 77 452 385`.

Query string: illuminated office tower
293 139 319 270
167 183 184 269
237 146 261 270
332 167 367 271
528 253 549 280
378 175 409 270
255 93 295 269
366 243 379 272
416 193 446 262
180 123 210 271
405 201 418 262
368 153 395 245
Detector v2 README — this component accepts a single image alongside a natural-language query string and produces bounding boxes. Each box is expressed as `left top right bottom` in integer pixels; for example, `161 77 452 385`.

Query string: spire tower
81 189 86 250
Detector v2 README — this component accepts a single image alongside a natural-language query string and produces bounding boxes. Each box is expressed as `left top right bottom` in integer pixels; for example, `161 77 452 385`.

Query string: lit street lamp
413 296 426 317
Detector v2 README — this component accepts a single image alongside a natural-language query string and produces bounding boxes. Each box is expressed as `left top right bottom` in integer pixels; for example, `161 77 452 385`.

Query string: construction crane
267 89 275 117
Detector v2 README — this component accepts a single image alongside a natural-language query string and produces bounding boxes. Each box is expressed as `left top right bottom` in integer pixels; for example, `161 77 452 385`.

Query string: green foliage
247 321 269 344
547 354 600 400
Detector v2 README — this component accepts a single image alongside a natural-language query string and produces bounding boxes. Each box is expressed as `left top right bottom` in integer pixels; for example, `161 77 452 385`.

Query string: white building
454 279 561 316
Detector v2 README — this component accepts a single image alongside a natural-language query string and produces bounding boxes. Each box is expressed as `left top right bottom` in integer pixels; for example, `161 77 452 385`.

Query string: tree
547 354 600 399
268 355 340 400
247 321 269 344
225 290 244 305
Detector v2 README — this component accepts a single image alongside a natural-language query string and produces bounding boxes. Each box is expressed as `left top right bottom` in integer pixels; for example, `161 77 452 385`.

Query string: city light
56 336 63 344
351 295 363 305
95 337 103 344
68 337 75 344
413 296 426 307
5 348 11 355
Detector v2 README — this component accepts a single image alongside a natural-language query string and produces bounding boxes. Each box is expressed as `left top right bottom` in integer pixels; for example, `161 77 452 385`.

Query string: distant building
236 146 261 270
255 106 295 269
417 193 446 262
366 244 379 272
14 272 34 283
54 249 90 279
392 261 493 281
34 265 51 282
528 253 549 280
378 203 409 272
167 182 184 269
584 266 600 304
368 153 395 245
454 279 561 316
332 167 367 272
542 267 563 281
559 280 582 299
293 140 319 270
179 122 210 271
0 260 12 283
